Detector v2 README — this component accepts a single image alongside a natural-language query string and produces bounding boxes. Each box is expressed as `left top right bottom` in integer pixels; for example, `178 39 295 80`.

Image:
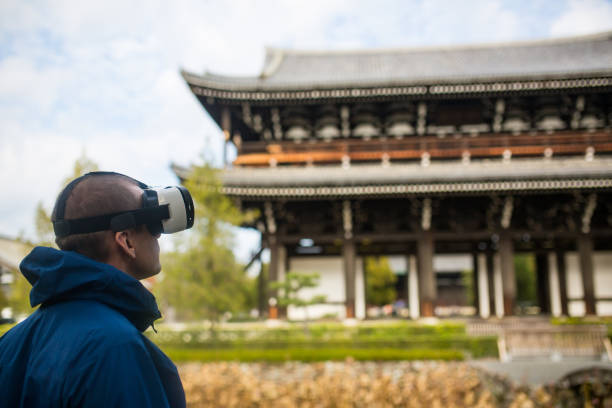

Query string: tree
34 151 99 247
515 254 536 307
154 164 257 322
9 153 99 317
365 256 397 306
270 271 326 326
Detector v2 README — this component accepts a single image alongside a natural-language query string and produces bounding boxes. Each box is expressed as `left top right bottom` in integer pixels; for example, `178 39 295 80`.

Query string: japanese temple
179 31 612 319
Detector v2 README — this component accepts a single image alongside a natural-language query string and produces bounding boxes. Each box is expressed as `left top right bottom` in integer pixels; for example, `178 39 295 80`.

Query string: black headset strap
53 205 169 238
54 171 148 221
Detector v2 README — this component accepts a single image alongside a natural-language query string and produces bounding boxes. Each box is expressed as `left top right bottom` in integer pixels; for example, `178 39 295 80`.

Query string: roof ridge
263 30 612 56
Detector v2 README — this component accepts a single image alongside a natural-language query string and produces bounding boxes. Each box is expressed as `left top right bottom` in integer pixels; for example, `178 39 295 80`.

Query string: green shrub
163 347 464 362
144 321 498 361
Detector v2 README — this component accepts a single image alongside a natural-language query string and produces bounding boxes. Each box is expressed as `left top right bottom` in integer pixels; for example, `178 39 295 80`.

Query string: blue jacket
0 247 185 408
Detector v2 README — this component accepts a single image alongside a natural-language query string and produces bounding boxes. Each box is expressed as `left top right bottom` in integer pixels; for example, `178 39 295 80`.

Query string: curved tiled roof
172 157 612 198
183 31 612 91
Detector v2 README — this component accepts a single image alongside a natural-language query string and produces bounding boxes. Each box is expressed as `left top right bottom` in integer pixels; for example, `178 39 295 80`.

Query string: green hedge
148 322 468 344
163 347 464 363
145 321 498 361
147 334 497 359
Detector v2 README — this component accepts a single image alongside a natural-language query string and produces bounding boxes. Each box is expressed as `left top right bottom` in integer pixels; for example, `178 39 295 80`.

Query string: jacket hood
20 246 161 332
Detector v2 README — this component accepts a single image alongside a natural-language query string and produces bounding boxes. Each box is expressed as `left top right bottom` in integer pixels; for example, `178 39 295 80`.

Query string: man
0 172 191 407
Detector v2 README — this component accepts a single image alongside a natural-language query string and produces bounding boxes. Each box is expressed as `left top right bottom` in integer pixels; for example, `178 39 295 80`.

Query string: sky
1 0 612 261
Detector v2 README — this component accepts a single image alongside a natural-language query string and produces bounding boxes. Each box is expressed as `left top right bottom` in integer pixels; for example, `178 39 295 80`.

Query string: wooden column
577 234 596 315
257 259 267 317
556 250 569 316
486 252 496 316
417 231 436 317
278 245 288 318
535 253 551 314
408 255 420 319
499 233 516 316
343 239 356 318
477 253 490 318
268 236 279 319
221 107 231 167
472 253 480 316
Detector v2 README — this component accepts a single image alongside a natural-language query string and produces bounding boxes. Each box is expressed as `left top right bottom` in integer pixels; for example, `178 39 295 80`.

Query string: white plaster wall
493 254 504 318
387 256 407 273
594 252 612 316
594 252 612 298
355 258 365 319
287 256 365 320
597 301 612 316
565 253 583 298
408 256 419 319
565 252 585 317
434 254 472 272
547 252 562 317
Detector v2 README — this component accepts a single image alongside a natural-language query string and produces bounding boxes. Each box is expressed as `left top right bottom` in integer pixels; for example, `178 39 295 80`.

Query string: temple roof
183 31 612 92
172 157 612 199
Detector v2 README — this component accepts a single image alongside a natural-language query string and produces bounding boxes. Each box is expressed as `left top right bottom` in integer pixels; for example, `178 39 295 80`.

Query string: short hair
51 174 142 262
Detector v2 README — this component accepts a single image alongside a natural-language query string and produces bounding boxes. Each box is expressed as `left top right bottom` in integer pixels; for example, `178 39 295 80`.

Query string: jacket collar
20 246 161 332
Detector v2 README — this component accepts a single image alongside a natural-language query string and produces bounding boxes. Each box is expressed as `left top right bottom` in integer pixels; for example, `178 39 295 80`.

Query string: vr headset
53 171 194 238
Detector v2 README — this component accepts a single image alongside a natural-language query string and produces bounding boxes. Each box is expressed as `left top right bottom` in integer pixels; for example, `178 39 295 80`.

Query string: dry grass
179 361 554 408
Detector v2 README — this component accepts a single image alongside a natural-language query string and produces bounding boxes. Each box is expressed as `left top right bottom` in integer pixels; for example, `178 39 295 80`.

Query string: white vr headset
53 171 195 238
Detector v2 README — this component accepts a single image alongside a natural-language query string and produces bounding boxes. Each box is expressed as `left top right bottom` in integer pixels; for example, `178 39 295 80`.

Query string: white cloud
550 0 612 37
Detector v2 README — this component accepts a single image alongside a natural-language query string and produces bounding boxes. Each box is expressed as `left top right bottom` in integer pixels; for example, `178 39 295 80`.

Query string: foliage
145 320 498 360
164 347 464 363
0 287 8 311
62 152 99 186
8 272 33 316
461 269 475 306
514 254 536 304
155 164 257 322
270 272 327 322
364 257 397 306
34 151 100 248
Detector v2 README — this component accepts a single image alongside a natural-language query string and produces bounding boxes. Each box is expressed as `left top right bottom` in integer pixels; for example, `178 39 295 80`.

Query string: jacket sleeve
65 337 174 408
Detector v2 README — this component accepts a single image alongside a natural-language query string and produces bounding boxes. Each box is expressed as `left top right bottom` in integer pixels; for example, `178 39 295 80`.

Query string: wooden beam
235 130 612 165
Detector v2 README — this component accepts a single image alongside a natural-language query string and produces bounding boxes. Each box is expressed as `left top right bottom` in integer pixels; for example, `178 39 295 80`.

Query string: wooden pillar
417 231 436 317
477 253 490 318
486 252 496 316
278 245 287 318
547 252 562 317
343 239 356 318
499 233 516 316
408 255 420 319
221 107 231 167
257 259 267 317
268 236 279 319
472 252 480 316
535 253 550 314
556 250 569 316
577 234 596 315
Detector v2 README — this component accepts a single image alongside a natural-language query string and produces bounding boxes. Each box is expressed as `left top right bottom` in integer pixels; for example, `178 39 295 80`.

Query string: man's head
51 173 161 280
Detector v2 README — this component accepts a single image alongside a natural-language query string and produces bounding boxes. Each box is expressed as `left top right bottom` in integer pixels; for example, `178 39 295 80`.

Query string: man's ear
114 230 136 259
